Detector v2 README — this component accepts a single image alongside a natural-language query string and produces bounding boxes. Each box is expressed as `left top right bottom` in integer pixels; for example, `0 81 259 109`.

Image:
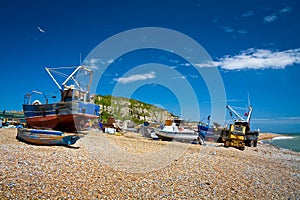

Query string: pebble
0 129 300 199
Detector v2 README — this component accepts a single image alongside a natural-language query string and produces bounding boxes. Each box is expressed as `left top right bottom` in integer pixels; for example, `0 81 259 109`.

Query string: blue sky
1 0 300 133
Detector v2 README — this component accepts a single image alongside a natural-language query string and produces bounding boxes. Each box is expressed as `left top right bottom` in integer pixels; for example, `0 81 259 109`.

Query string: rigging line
49 69 68 76
50 70 70 79
47 66 78 70
231 106 248 110
50 70 68 77
70 77 84 91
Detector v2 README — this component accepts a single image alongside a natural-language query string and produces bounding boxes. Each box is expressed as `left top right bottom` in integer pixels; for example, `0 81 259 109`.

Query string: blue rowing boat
16 128 82 146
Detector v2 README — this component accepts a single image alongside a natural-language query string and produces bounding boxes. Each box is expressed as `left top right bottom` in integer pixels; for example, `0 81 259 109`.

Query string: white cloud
280 6 292 13
194 61 220 68
89 58 100 64
264 14 277 23
221 26 234 33
37 26 46 33
180 63 191 67
172 75 186 80
219 26 248 35
169 59 179 63
252 116 300 124
196 48 300 70
83 58 115 69
263 6 292 23
188 74 199 79
242 11 254 17
107 59 114 64
114 72 155 84
83 58 100 69
237 30 248 34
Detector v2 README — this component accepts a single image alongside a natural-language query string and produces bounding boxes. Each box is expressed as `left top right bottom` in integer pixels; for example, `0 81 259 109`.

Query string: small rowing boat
16 128 82 146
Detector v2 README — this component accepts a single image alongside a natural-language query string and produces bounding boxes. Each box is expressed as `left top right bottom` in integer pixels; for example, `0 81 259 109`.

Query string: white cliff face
96 95 175 123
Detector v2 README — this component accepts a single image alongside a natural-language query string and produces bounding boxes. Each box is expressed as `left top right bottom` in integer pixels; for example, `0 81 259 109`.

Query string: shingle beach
1 128 299 199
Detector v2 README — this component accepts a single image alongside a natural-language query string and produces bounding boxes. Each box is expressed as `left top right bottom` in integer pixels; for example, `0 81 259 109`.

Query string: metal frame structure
45 66 93 92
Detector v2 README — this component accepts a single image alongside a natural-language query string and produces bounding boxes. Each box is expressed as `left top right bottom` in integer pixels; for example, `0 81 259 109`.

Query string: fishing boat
16 128 82 146
197 115 225 142
198 124 224 143
22 66 100 132
155 119 205 144
155 131 203 143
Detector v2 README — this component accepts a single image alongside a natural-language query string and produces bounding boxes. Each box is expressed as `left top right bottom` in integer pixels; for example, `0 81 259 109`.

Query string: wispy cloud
264 6 292 23
179 63 191 67
220 26 234 33
172 75 186 80
280 6 292 13
237 30 248 34
114 72 155 84
252 116 300 124
195 48 300 70
217 10 254 35
172 74 200 80
37 26 46 33
83 58 115 69
83 58 100 69
264 14 277 23
242 10 254 17
107 59 114 64
219 26 248 35
89 58 101 69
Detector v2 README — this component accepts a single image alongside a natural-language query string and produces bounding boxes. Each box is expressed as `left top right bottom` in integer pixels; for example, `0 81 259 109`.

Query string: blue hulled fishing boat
22 66 100 132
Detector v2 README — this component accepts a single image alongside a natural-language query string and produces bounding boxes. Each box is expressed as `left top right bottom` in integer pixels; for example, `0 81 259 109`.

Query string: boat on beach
155 119 205 144
16 128 82 146
155 131 201 143
198 119 225 143
22 66 100 132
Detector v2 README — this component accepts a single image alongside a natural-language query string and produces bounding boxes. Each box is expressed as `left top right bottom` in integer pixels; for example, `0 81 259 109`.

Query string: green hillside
94 95 177 124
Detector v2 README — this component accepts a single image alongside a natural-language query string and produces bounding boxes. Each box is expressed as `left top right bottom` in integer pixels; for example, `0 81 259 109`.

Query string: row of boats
147 102 259 150
141 118 223 145
17 65 258 148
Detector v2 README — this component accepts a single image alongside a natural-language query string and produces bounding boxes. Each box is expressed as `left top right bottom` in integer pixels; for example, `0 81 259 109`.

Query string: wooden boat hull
23 101 100 132
16 128 82 146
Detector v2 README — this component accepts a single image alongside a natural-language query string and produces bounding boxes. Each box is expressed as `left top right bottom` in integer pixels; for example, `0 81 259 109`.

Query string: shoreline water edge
259 132 300 152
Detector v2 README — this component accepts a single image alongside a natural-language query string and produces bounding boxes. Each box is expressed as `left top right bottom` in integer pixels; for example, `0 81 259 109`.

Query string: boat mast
87 67 93 93
226 105 252 123
246 92 252 123
226 105 246 122
246 106 252 123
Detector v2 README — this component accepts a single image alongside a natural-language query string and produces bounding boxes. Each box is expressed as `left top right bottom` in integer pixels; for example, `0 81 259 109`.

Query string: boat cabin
61 86 90 103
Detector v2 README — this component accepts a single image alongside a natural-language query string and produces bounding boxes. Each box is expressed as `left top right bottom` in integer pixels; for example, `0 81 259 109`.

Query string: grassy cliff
94 95 177 124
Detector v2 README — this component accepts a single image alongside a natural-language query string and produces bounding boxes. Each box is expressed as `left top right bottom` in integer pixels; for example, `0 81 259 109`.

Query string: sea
261 133 300 152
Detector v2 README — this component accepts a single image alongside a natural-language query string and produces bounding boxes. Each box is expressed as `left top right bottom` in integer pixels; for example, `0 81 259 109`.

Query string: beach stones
0 129 299 199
